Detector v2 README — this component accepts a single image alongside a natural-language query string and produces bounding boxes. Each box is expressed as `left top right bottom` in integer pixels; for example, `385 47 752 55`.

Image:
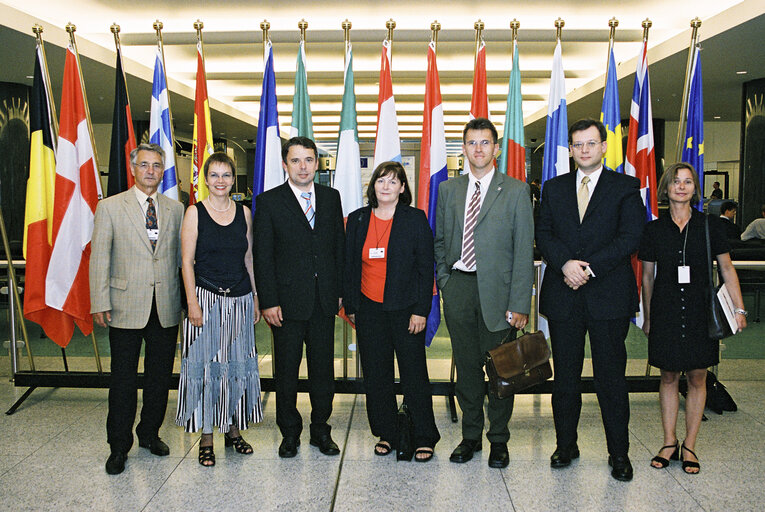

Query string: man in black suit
253 136 345 458
720 201 742 240
536 119 645 481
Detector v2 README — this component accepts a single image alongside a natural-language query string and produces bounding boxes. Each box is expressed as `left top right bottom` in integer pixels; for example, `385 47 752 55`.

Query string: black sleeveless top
194 202 251 297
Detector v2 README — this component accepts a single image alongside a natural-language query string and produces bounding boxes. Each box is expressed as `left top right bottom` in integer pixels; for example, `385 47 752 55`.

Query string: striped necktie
461 181 481 270
301 191 315 228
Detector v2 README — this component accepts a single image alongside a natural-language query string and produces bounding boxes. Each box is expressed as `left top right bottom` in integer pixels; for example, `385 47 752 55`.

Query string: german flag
107 47 136 196
23 45 67 340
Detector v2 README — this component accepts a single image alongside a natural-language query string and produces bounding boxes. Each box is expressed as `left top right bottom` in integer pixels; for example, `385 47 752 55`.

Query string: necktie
461 181 481 270
301 192 315 228
146 197 158 251
577 176 591 222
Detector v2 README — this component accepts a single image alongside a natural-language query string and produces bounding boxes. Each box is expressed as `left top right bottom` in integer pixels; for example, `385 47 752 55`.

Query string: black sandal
374 441 393 456
650 441 679 469
681 442 700 474
414 447 434 463
225 434 253 454
198 445 215 466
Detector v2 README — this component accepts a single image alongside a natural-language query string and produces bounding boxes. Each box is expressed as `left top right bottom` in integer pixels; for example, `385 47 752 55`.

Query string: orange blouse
360 212 393 303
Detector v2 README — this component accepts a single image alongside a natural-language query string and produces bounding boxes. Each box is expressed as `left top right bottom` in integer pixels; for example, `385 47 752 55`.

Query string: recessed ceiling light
26 75 34 79
736 71 747 75
714 116 721 119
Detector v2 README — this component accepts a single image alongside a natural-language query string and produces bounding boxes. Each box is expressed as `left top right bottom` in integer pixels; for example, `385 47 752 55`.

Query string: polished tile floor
1 371 763 512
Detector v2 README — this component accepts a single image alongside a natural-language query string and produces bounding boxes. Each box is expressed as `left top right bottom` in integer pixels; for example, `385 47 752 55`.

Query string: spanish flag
191 41 212 203
23 45 62 340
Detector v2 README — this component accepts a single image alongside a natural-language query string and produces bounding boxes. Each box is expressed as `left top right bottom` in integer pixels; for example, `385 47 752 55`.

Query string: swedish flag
600 48 624 173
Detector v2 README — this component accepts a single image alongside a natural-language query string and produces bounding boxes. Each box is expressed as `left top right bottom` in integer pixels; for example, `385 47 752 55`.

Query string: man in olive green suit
435 118 534 469
90 143 184 475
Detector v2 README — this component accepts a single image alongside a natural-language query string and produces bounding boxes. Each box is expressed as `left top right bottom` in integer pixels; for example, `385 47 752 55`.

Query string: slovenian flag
600 48 624 174
373 39 401 168
252 40 283 210
334 43 362 217
682 47 704 211
542 40 569 185
150 48 178 200
418 40 448 346
498 43 526 181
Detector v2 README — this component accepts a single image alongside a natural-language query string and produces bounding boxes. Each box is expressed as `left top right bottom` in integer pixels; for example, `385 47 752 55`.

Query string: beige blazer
89 187 184 329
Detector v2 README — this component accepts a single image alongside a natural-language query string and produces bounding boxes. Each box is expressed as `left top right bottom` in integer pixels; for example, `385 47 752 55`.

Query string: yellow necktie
577 176 591 221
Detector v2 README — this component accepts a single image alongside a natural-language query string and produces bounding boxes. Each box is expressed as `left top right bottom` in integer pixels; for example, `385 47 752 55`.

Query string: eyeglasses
137 162 163 171
570 141 602 151
466 140 493 148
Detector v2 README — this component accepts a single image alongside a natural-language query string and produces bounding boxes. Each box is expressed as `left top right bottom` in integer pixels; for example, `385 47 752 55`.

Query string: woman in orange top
344 161 440 462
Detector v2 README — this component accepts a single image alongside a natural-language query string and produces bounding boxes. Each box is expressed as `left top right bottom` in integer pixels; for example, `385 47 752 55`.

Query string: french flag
373 39 401 167
418 40 448 346
252 40 284 210
542 40 569 185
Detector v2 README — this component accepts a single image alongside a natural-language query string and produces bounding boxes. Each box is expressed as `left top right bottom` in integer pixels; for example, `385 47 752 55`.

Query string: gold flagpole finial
32 24 43 36
642 19 652 42
65 22 76 35
194 19 204 31
386 18 396 41
110 23 120 35
554 18 565 41
153 20 163 32
474 19 484 31
298 19 308 42
690 17 702 29
431 20 441 49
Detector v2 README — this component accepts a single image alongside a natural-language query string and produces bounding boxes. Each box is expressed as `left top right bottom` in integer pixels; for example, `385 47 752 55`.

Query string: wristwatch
734 308 748 317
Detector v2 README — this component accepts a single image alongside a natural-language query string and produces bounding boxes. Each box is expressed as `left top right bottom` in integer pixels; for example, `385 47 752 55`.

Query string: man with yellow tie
536 119 645 482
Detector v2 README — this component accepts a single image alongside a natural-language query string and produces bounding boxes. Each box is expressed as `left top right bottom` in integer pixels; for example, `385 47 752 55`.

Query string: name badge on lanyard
369 247 385 259
677 265 690 284
147 228 159 242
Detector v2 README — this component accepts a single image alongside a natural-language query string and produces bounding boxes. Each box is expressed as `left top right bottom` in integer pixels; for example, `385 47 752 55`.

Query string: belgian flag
107 47 136 196
23 45 68 339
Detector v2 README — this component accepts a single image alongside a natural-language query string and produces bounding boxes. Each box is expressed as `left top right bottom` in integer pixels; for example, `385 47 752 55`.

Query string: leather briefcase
484 330 552 399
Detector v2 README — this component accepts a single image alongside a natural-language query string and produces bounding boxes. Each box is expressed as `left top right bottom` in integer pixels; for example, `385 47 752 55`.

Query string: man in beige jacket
90 143 184 475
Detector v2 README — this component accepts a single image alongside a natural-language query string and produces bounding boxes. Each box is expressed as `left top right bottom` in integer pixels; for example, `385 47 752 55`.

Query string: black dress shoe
279 436 300 458
138 437 170 456
449 439 482 463
550 444 580 468
488 442 509 468
608 455 634 482
310 434 340 456
105 452 127 475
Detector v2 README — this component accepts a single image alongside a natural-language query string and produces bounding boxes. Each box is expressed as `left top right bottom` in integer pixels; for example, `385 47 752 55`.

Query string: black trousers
272 286 335 439
548 295 631 457
107 299 177 454
356 295 440 448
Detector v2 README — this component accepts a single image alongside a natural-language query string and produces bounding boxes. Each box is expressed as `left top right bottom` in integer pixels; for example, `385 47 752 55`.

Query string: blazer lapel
476 172 503 226
453 175 469 234
122 190 153 252
559 171 581 223
279 182 312 229
154 194 172 252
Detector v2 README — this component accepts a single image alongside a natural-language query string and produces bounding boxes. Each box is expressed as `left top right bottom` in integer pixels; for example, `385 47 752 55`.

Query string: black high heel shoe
681 442 700 474
650 441 679 469
225 433 253 454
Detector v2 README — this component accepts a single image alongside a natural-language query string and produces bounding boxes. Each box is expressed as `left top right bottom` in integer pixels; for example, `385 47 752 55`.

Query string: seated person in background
710 181 723 200
720 201 742 240
741 204 765 241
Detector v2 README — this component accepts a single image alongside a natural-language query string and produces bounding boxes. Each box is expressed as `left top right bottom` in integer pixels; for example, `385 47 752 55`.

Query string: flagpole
555 17 564 43
339 18 352 379
261 20 270 62
386 18 396 63
33 25 59 147
110 25 129 104
604 18 618 89
153 20 178 174
65 23 104 373
431 20 441 53
474 19 484 66
65 24 100 177
510 19 519 63
675 17 702 163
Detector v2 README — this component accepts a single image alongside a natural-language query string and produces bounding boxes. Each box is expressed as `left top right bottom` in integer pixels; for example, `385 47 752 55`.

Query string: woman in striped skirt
177 152 263 466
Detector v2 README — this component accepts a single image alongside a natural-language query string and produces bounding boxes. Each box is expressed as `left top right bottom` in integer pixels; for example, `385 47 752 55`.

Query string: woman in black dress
344 161 440 462
639 163 747 474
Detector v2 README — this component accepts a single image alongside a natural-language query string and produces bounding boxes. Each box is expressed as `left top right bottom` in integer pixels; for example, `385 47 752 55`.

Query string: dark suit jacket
721 216 742 240
536 170 645 321
253 182 345 320
343 204 434 317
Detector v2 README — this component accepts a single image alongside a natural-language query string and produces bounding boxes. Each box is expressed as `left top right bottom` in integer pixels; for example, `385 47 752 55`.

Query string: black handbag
705 215 734 340
396 403 414 461
484 330 552 399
